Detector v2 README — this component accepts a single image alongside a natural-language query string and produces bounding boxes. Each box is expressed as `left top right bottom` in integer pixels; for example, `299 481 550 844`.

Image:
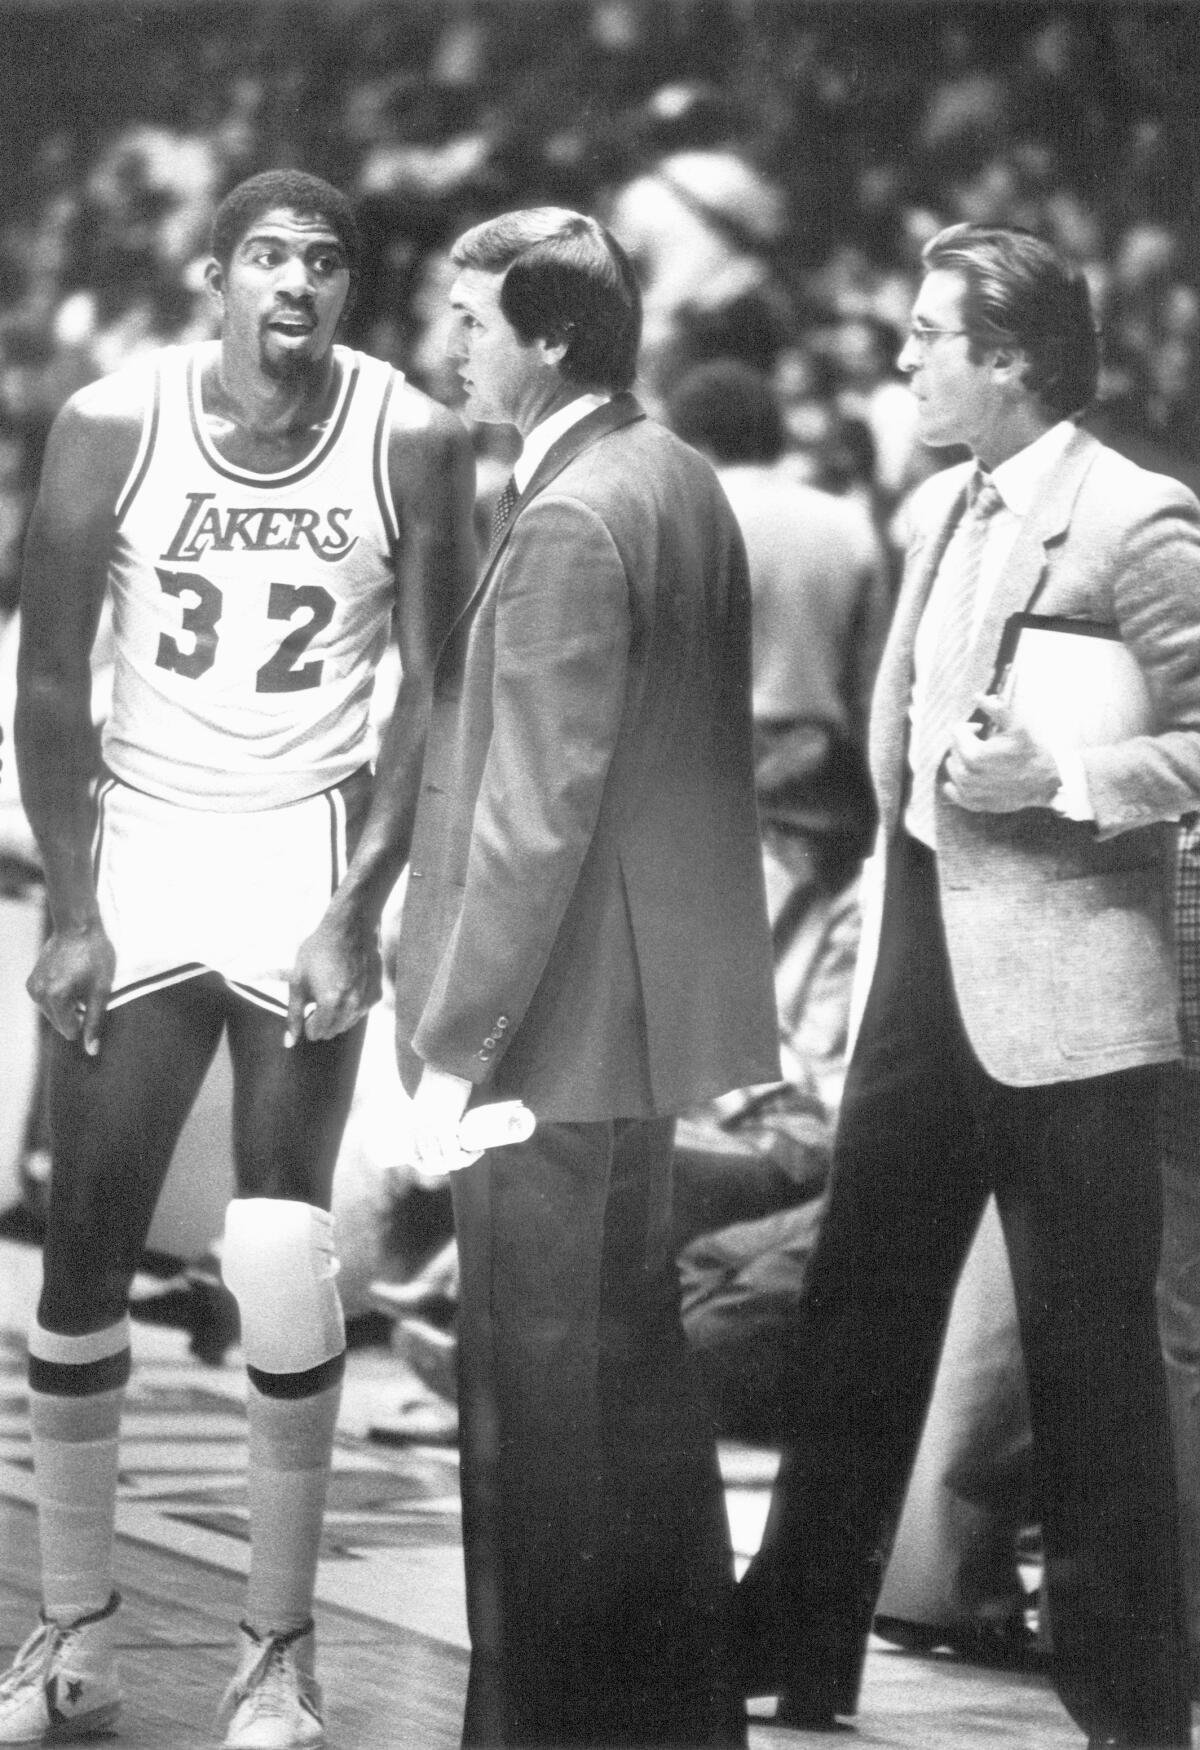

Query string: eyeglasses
905 322 970 351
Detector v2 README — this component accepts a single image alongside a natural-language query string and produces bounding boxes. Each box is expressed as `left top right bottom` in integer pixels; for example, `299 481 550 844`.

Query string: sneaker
0 1592 121 1743
219 1621 323 1749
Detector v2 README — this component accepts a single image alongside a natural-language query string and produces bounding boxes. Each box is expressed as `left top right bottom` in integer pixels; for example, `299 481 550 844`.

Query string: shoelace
226 1622 319 1726
0 1621 61 1698
238 1647 293 1722
0 1594 119 1703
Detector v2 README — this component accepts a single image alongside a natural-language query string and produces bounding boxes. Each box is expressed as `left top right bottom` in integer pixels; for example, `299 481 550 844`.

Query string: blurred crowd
1 0 1200 617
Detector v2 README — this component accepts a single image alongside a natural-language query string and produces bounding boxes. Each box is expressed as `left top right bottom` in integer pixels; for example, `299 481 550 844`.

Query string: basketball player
0 171 474 1748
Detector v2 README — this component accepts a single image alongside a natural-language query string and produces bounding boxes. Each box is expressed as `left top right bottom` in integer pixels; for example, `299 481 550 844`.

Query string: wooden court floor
0 1236 1117 1748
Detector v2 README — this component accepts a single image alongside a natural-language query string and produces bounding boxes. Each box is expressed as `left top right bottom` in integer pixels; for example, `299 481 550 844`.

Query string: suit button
496 1016 509 1031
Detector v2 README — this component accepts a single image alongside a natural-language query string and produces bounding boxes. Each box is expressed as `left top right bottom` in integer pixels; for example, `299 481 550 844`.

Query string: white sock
28 1317 129 1620
244 1373 342 1635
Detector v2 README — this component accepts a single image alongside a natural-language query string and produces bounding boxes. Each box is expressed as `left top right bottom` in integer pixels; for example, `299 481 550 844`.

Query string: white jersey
103 341 401 808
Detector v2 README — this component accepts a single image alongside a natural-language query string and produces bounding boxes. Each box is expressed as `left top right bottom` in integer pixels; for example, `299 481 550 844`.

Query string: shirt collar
988 419 1077 517
513 393 611 492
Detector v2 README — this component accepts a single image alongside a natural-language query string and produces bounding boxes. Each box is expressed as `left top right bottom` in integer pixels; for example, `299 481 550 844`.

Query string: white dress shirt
906 420 1089 845
513 393 611 492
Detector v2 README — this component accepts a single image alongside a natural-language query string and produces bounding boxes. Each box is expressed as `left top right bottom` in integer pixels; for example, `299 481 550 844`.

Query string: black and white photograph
2 4 1200 1747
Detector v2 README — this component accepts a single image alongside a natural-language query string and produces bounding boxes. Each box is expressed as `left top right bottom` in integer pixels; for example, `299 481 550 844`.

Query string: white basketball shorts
94 769 367 1015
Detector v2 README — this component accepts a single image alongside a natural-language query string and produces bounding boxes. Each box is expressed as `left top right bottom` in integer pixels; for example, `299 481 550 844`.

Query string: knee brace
221 1199 345 1376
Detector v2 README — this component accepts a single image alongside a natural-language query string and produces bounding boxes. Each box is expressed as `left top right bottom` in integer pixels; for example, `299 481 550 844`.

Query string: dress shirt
513 393 611 492
906 420 1088 846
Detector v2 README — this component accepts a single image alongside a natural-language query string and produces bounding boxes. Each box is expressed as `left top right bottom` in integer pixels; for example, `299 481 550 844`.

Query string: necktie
491 474 519 542
908 469 1006 838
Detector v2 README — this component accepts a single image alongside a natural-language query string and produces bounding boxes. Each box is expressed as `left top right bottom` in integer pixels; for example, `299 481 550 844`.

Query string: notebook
985 612 1154 749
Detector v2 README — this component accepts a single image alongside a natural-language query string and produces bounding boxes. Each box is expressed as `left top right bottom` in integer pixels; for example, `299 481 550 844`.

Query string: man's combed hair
922 222 1099 419
210 170 362 280
451 208 642 393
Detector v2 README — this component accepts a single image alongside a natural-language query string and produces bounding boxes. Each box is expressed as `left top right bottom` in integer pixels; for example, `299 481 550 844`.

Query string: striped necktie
490 475 519 542
908 468 1006 840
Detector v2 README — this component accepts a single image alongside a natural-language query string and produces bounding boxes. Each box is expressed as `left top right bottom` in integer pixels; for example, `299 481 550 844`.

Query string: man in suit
733 223 1200 1749
391 208 779 1748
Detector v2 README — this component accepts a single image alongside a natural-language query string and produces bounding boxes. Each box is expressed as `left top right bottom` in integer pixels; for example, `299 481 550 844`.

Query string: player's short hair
209 170 362 279
921 223 1099 418
665 360 785 465
450 208 641 393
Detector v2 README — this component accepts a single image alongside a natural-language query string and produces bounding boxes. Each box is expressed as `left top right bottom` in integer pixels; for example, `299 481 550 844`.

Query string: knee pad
221 1199 345 1376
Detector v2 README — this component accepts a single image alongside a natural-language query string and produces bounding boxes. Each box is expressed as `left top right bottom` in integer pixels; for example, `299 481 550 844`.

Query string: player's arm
287 390 475 1044
14 379 142 1054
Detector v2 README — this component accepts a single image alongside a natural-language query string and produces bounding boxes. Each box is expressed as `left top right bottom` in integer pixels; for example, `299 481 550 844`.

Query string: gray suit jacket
394 394 779 1120
873 425 1200 1086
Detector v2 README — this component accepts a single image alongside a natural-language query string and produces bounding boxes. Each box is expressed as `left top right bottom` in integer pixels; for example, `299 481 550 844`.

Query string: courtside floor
0 1236 1093 1748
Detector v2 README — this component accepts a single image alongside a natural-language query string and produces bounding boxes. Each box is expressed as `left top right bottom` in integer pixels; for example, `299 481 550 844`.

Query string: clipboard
983 612 1153 750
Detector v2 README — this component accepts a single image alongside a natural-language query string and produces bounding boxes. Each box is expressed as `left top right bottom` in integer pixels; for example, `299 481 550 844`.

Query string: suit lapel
966 425 1100 700
521 391 645 503
871 427 1102 830
458 394 646 628
871 472 970 825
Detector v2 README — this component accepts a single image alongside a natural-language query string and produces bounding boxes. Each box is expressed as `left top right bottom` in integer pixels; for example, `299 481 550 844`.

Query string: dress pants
735 830 1191 1746
450 1116 745 1748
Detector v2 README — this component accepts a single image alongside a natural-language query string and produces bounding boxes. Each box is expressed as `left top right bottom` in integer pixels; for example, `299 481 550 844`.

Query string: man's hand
285 911 382 1048
942 694 1061 814
409 1063 475 1181
27 922 115 1057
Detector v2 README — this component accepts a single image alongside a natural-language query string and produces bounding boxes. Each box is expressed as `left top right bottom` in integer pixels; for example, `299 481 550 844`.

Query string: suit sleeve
1082 480 1200 831
412 492 631 1082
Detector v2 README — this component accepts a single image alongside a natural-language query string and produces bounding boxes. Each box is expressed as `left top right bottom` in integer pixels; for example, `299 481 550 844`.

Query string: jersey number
154 569 335 693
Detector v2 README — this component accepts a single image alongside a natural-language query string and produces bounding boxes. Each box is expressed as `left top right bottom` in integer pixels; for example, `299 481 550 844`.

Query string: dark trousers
450 1117 745 1748
736 831 1191 1746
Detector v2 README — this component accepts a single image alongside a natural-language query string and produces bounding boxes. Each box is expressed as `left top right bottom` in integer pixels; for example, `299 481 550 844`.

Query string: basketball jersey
103 341 401 808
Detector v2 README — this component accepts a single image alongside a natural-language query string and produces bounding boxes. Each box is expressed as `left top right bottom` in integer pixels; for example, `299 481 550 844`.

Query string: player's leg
0 980 225 1744
217 998 366 1750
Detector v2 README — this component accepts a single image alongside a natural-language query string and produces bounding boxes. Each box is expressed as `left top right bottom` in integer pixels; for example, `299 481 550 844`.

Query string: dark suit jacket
872 425 1200 1086
394 393 779 1121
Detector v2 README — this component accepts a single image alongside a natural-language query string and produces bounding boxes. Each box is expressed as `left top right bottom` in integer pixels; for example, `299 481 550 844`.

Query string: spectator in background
827 313 922 504
665 358 890 1118
662 357 889 1439
603 80 792 405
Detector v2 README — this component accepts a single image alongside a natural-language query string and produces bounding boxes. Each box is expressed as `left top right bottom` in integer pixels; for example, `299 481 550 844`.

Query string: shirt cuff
1049 748 1094 820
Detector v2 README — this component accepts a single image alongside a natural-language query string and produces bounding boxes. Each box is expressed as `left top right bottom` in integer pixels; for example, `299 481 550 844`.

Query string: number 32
154 567 335 693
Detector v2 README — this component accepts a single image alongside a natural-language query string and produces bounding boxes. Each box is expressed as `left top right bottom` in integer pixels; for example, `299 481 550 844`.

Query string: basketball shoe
0 1592 121 1743
219 1620 324 1749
